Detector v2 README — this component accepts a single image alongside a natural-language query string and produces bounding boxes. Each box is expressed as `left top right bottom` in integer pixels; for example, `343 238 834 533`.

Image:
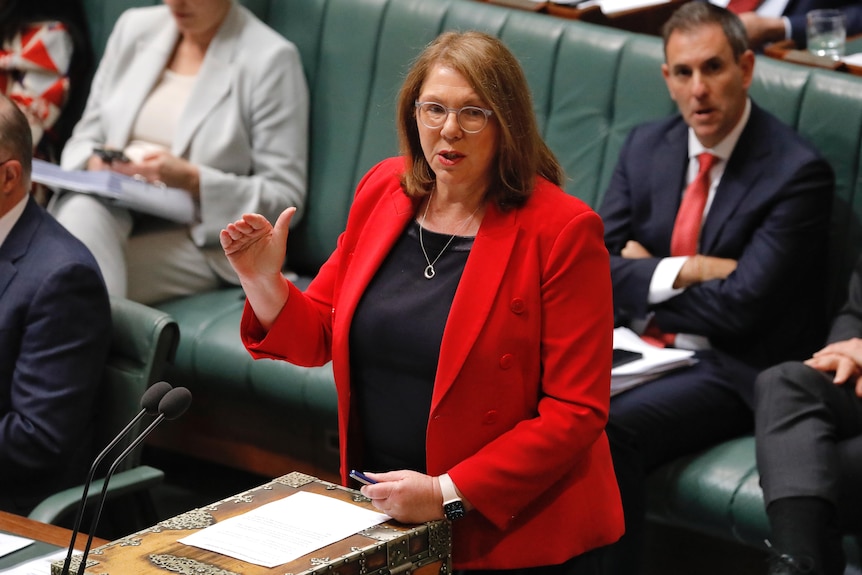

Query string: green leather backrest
796 71 862 309
82 0 271 59
80 0 862 311
102 298 179 471
81 0 160 60
750 59 862 311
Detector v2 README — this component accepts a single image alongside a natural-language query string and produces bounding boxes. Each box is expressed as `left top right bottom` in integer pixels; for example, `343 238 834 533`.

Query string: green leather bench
80 0 862 562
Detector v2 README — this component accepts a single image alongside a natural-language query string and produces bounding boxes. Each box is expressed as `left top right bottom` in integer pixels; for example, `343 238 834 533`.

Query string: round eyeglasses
415 101 494 134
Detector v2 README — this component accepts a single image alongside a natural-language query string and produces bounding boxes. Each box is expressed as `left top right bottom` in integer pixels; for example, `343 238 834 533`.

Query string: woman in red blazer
221 31 623 574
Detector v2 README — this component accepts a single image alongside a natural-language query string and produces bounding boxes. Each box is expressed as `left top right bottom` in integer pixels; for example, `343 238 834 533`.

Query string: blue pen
349 469 377 485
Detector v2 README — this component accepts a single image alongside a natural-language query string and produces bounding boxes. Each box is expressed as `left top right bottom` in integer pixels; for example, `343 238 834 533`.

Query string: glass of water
807 9 846 60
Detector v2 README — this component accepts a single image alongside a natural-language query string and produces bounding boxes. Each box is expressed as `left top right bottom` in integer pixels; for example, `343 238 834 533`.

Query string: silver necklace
418 191 480 279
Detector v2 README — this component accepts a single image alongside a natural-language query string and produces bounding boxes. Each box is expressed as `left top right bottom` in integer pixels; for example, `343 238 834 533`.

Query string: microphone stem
60 408 148 575
75 413 166 575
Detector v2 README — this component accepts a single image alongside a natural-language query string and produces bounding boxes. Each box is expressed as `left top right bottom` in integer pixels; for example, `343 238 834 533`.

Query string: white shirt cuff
648 256 688 304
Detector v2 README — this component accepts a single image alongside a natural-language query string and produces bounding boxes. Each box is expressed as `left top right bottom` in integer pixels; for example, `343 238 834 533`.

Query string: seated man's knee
755 361 829 407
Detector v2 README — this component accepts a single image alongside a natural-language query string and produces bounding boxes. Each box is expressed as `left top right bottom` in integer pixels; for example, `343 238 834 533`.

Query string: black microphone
73 386 193 575
59 381 173 575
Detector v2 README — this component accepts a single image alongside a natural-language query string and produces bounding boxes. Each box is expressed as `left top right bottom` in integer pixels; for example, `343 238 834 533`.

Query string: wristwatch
439 474 466 521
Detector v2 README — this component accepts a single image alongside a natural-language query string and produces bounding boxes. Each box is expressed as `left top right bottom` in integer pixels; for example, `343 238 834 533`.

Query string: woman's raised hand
220 207 295 282
220 208 296 329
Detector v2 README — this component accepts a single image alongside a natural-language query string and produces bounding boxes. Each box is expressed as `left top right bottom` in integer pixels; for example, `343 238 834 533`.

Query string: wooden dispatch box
53 472 452 575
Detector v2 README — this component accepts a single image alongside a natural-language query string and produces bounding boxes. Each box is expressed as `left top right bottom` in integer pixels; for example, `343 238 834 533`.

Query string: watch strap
439 474 466 521
439 474 459 504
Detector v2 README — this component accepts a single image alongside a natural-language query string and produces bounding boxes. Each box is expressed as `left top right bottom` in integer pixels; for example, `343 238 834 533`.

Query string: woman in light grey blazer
51 0 308 304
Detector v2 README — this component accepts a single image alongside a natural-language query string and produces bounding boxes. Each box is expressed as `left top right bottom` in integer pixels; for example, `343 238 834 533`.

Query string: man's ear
739 49 755 90
0 159 23 196
661 63 676 101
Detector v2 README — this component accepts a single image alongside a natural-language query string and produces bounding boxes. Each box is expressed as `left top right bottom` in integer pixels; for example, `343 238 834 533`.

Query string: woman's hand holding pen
220 207 295 329
359 470 445 523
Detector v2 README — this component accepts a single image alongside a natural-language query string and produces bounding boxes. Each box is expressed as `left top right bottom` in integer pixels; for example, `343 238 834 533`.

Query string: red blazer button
510 298 526 314
483 410 499 425
499 354 514 369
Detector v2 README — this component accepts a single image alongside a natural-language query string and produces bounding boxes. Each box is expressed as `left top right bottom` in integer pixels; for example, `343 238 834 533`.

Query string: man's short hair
0 94 33 177
662 2 750 61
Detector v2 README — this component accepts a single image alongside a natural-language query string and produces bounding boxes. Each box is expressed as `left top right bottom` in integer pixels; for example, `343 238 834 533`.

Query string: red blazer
242 157 624 569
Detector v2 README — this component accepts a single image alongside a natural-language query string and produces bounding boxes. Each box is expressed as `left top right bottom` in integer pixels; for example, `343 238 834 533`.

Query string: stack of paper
179 491 390 568
611 326 698 396
598 0 668 14
31 159 195 224
556 0 668 13
0 533 33 559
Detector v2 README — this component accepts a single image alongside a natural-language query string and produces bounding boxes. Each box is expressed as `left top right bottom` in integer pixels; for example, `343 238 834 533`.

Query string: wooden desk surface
0 510 108 550
764 38 862 77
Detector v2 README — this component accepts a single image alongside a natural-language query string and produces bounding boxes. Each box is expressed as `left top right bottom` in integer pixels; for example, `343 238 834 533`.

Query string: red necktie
670 153 717 257
642 153 717 348
726 0 761 13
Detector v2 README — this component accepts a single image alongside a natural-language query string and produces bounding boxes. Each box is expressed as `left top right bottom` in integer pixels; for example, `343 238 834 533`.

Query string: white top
126 69 197 163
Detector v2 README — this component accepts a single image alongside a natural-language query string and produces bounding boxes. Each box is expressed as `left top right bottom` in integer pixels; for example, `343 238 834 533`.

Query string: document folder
611 327 698 396
32 159 196 224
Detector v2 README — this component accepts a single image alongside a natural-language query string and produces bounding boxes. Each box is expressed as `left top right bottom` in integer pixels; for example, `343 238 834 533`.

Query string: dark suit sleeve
655 156 833 339
827 255 862 344
0 261 111 482
599 127 666 323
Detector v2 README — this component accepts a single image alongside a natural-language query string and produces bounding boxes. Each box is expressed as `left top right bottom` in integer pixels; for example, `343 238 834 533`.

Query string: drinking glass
807 9 846 60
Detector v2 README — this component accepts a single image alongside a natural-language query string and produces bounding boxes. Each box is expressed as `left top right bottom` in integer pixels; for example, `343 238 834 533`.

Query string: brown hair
662 2 750 61
396 31 562 210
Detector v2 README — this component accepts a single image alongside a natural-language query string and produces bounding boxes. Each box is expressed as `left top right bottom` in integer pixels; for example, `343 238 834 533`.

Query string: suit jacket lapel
333 187 416 348
0 198 38 300
172 4 240 156
700 105 770 254
433 204 518 403
105 25 177 147
651 122 689 254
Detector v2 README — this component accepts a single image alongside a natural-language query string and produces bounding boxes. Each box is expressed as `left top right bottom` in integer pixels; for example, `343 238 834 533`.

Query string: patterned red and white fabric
0 21 73 147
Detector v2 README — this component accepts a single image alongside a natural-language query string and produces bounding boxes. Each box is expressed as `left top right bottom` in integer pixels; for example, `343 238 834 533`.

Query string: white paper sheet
599 0 668 14
0 535 33 560
179 491 390 568
0 550 74 575
611 326 698 395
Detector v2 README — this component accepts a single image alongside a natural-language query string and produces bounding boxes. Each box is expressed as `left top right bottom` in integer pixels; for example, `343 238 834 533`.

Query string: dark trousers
602 351 754 575
755 361 862 528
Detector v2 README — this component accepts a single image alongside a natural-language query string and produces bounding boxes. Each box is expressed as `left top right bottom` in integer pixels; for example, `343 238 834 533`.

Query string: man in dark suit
755 255 862 575
0 94 111 515
597 3 834 574
721 0 862 50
